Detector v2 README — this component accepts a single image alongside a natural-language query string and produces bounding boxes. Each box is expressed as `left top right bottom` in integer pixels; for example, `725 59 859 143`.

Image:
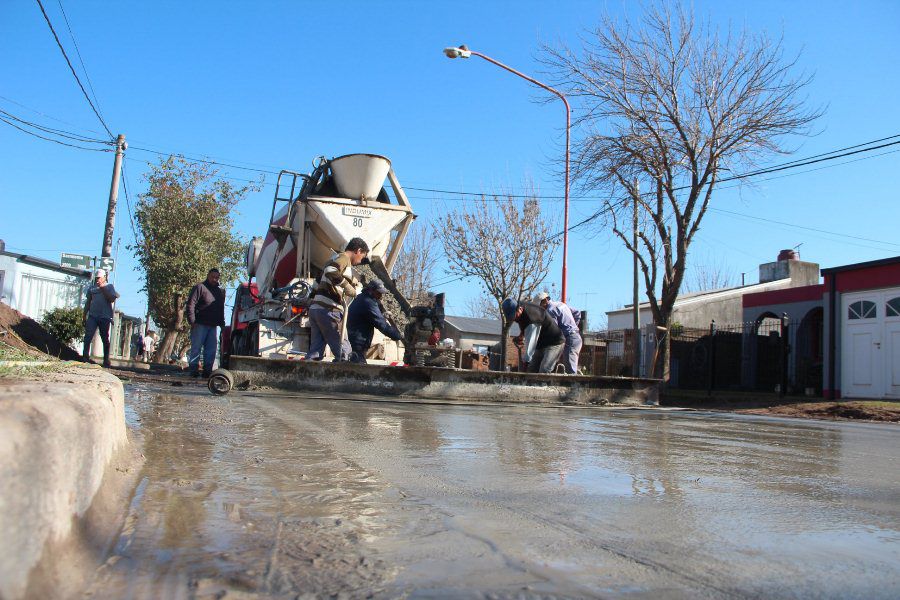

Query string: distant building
744 254 900 400
0 240 143 361
443 315 520 355
607 251 820 330
0 240 90 320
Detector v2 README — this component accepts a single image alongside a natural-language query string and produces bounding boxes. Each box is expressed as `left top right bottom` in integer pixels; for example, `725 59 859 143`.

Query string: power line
55 0 104 118
0 108 109 144
0 114 110 151
0 94 106 136
34 0 113 138
428 140 900 289
709 206 900 249
121 161 140 243
129 145 280 175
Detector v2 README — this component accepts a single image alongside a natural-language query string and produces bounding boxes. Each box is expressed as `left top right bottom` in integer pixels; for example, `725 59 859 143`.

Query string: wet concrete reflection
89 385 900 599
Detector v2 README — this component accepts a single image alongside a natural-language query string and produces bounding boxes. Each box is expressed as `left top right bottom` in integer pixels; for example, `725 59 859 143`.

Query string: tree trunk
652 315 672 383
156 329 179 363
498 322 510 371
152 292 185 363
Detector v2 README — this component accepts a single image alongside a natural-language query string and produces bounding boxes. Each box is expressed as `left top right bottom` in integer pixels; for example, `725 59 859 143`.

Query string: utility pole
102 134 127 258
632 179 641 377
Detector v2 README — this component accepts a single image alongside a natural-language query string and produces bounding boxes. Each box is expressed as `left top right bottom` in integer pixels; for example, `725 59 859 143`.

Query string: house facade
607 253 820 331
0 241 90 320
743 255 900 400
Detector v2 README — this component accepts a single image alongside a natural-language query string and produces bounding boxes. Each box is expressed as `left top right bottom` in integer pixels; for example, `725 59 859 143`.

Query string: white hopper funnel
330 154 391 200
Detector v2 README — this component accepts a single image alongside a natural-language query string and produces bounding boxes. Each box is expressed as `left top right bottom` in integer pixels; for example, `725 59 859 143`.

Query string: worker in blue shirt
346 279 402 364
537 291 583 374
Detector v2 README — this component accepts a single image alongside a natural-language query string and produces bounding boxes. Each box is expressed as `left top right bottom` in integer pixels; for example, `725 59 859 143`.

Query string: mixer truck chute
224 154 417 365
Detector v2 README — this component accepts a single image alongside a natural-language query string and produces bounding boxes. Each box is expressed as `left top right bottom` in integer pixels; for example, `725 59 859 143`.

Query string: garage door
841 287 900 399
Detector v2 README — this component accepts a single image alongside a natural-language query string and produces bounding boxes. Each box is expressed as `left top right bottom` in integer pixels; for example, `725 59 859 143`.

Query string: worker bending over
308 237 369 361
502 298 565 373
346 279 403 364
537 292 583 374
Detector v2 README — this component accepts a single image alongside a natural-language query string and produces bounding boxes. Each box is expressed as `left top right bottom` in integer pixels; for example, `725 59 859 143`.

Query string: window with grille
886 297 900 317
848 300 876 320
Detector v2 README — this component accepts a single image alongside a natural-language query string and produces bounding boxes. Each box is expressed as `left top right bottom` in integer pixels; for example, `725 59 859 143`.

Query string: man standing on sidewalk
82 268 119 367
186 268 226 378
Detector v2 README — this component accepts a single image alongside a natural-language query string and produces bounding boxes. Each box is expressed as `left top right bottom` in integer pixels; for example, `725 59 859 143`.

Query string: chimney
759 250 819 287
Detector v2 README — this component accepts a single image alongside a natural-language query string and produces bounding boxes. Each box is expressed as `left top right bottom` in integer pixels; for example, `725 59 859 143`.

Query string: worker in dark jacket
346 279 402 364
502 298 565 373
185 268 226 377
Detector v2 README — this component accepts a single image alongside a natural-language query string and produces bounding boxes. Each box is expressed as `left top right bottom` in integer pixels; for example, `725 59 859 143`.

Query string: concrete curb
0 365 126 600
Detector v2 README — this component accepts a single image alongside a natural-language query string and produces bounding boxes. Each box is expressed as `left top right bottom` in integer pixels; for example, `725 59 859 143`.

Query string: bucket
330 153 391 200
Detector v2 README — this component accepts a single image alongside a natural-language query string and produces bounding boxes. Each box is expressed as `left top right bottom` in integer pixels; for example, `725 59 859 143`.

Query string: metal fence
586 315 793 394
668 316 790 394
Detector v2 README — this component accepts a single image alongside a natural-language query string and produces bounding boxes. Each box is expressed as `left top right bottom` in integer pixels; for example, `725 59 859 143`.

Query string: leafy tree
436 193 558 369
543 2 819 378
41 307 84 346
131 156 258 361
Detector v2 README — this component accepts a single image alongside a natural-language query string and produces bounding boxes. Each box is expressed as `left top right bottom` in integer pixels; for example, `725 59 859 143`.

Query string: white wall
0 255 87 320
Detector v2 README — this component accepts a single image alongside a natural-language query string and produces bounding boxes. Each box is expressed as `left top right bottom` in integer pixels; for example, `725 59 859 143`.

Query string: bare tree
436 194 558 368
392 221 436 306
464 291 498 320
683 253 737 292
543 2 819 378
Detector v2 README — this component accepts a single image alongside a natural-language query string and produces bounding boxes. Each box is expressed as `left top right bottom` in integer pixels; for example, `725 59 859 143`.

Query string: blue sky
1 0 898 326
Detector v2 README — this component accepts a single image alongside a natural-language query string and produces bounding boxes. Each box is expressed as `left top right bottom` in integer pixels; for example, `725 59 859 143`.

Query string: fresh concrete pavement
2 366 899 598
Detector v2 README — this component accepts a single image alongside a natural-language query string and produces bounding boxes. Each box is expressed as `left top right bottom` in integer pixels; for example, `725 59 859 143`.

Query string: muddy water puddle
87 384 900 598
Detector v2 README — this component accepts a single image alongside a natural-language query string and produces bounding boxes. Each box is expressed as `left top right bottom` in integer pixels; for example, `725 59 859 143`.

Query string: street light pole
443 45 571 303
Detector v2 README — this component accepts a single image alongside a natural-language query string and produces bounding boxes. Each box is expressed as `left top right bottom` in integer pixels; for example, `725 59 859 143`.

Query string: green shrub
41 307 85 346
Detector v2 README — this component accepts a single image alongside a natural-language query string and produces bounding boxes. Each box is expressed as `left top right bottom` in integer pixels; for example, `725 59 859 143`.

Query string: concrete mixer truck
223 153 421 366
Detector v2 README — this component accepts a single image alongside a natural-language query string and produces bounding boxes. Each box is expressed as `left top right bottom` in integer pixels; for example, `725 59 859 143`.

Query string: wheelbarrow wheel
208 368 234 396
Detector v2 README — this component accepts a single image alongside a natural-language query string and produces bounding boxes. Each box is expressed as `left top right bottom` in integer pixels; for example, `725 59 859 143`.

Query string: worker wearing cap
308 237 369 361
82 268 120 367
536 291 583 375
346 279 402 364
501 298 565 373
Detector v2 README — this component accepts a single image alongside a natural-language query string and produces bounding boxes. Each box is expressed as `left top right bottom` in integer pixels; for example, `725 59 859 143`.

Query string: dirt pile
0 302 81 360
755 401 900 423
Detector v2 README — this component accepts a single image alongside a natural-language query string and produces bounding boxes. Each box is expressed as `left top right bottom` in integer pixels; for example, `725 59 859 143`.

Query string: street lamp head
443 45 471 59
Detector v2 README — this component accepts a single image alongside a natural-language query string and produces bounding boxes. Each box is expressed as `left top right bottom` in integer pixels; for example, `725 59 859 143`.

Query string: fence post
780 312 790 398
707 319 717 396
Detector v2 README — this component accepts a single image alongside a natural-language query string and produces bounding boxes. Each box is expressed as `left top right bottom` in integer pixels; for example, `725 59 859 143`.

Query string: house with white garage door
822 256 900 400
742 254 900 400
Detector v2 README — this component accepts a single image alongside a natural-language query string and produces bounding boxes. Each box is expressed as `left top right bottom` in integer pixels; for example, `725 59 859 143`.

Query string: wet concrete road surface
86 383 900 598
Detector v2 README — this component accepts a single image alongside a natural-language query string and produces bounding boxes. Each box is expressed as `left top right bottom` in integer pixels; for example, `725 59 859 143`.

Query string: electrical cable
0 108 109 144
0 94 107 136
34 0 113 139
709 206 900 249
121 161 140 243
0 114 110 151
55 0 104 118
129 146 280 175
